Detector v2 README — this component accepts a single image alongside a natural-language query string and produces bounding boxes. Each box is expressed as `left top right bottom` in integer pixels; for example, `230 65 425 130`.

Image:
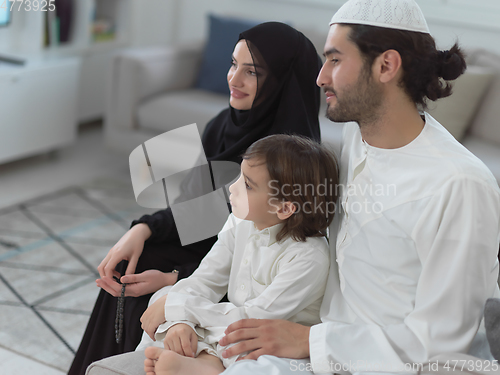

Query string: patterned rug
0 178 154 372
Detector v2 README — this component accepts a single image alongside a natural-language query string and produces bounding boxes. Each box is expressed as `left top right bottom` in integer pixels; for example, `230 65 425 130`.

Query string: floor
0 123 155 374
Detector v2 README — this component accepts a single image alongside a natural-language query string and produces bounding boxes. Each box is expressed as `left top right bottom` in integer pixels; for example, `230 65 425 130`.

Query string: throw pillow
427 65 495 141
195 14 260 95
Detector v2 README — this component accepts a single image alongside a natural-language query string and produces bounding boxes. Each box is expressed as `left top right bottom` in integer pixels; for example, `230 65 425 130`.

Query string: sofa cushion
467 50 500 146
427 65 494 141
86 350 145 375
138 89 228 136
195 14 260 95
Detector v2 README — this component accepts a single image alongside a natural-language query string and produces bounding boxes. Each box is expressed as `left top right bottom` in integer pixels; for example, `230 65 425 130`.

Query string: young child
141 134 338 375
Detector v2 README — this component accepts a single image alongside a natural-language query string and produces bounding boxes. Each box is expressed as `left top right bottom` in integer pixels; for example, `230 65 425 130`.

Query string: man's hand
96 270 179 297
164 323 198 358
219 319 310 361
141 295 168 340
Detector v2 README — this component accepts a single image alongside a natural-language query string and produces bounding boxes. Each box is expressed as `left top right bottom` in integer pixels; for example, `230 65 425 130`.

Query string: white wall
171 0 500 55
130 0 179 47
430 23 500 55
174 0 335 45
1 1 498 57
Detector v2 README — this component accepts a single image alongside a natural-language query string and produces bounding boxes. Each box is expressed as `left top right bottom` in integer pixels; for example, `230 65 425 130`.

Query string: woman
69 21 322 375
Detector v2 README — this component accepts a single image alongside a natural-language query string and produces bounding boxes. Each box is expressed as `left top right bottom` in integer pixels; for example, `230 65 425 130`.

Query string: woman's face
227 40 266 110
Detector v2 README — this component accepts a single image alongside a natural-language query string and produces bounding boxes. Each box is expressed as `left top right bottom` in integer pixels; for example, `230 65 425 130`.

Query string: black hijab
201 22 322 162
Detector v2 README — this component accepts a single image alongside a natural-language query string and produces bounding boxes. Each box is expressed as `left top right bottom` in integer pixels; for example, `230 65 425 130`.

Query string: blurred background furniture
0 57 80 164
104 15 500 183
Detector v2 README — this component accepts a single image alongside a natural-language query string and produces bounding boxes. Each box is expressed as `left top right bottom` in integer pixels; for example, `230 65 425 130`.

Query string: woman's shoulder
202 107 231 138
206 107 231 127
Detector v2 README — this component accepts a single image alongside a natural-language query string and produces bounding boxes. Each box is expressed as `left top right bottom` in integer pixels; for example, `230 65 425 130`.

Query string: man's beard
325 67 383 126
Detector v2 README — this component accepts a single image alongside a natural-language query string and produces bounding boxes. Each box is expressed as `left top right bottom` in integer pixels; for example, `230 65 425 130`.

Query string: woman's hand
219 319 310 361
164 323 198 358
96 270 178 297
141 295 168 340
96 223 152 296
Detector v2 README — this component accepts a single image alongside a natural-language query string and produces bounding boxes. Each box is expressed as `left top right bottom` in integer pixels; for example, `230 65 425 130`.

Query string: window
0 1 11 27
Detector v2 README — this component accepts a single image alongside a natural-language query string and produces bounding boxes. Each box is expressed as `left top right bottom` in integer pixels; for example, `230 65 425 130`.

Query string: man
215 0 500 374
87 0 500 374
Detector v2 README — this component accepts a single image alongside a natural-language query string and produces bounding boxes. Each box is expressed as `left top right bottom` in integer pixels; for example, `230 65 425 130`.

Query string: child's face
229 158 282 230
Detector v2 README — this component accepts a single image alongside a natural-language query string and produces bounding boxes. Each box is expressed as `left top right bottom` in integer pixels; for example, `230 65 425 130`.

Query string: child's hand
164 323 198 358
140 295 168 340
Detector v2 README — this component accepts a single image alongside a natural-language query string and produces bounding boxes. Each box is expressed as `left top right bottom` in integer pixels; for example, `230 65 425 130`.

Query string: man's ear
276 201 296 220
374 49 402 84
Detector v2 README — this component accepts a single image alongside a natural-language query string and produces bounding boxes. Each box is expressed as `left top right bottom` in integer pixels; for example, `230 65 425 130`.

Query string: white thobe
223 113 500 375
155 214 330 366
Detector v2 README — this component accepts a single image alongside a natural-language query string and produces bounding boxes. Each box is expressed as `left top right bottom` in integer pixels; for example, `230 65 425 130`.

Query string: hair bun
437 44 466 81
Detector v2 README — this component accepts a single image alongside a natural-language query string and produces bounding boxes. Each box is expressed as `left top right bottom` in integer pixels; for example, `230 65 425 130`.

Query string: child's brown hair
242 134 339 242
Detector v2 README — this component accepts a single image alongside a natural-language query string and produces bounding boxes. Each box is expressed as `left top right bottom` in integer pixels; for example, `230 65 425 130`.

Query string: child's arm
163 238 330 330
153 214 238 341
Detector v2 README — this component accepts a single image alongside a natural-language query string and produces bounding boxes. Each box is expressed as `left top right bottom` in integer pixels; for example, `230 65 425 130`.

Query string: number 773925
1 0 55 12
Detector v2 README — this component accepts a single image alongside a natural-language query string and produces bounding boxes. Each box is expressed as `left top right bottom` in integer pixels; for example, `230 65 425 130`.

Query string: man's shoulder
424 114 498 187
338 115 499 199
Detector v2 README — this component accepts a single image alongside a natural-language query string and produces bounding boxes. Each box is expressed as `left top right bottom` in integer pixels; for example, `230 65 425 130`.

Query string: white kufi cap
330 0 430 34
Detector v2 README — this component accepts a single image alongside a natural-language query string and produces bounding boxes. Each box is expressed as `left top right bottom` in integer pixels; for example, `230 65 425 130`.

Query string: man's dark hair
242 134 339 243
346 24 467 109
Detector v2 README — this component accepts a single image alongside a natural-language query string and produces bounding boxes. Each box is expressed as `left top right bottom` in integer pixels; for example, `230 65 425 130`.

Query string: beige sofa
104 31 500 183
